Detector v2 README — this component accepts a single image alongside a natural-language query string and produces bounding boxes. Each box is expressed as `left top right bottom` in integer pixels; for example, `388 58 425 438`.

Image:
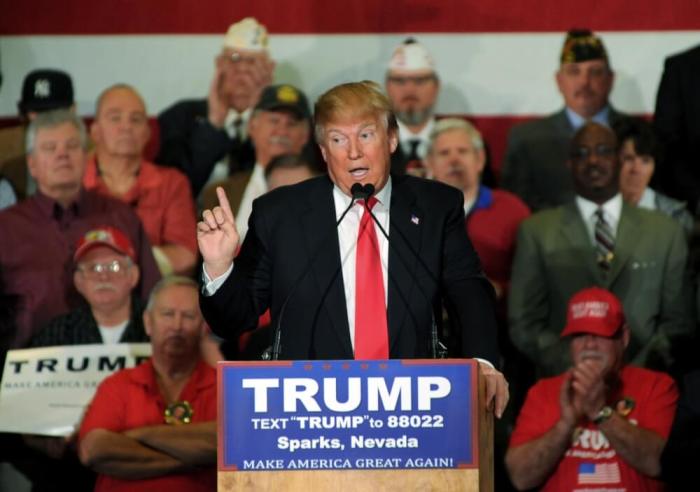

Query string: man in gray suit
501 29 627 211
509 122 692 378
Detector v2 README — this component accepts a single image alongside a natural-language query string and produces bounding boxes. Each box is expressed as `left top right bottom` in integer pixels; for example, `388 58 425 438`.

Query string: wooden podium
217 360 493 492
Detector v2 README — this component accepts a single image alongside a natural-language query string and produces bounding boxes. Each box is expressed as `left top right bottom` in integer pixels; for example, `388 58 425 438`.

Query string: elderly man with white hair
157 17 276 196
385 37 441 177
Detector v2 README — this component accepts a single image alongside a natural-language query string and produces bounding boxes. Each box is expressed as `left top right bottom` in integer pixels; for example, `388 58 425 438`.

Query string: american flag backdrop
1 0 699 172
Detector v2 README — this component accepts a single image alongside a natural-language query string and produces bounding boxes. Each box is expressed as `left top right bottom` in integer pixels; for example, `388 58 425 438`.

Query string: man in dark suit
501 29 627 211
155 17 275 196
197 80 508 417
653 43 700 214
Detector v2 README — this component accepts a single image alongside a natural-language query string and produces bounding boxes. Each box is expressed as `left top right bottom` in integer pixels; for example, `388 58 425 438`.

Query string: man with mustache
509 122 692 377
18 227 149 492
200 84 311 241
79 276 216 492
506 287 678 491
502 29 628 211
31 226 148 347
385 38 440 177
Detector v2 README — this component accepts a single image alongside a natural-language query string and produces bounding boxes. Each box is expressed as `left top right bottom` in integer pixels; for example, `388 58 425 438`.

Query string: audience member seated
0 69 75 201
614 117 693 237
156 17 275 196
385 38 440 176
0 109 160 350
509 122 692 377
200 84 311 240
654 43 700 214
265 153 319 191
660 368 700 489
502 29 627 211
78 276 216 492
506 287 677 491
426 118 530 305
31 226 149 347
19 227 148 492
85 84 198 275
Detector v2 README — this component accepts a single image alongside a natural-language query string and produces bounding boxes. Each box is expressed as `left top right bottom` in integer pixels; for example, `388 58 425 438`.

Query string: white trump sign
0 343 151 436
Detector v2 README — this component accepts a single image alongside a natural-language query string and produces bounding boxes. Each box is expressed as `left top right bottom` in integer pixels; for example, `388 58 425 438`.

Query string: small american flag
577 462 621 484
411 215 420 225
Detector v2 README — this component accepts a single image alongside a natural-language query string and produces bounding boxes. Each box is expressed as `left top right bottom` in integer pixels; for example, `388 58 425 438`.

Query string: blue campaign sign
218 359 477 472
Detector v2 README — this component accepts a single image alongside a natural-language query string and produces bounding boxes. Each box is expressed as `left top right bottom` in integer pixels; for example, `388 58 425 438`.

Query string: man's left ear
389 131 399 154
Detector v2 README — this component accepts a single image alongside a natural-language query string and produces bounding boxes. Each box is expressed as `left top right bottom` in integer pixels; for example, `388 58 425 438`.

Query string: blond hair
314 81 398 143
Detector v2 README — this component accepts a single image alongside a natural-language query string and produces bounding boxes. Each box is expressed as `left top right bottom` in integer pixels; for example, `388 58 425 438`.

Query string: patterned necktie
354 197 389 359
231 117 244 145
595 208 615 271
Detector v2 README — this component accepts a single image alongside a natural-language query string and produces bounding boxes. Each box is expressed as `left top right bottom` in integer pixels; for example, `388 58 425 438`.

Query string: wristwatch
592 405 614 425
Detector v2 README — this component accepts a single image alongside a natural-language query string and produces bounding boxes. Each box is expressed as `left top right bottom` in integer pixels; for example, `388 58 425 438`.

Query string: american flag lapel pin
411 214 420 225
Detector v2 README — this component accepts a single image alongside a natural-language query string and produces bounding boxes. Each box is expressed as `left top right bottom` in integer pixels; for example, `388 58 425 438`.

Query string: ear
74 270 86 297
318 142 328 163
26 153 38 179
555 69 565 95
128 264 140 290
388 130 399 154
475 148 486 174
89 119 100 144
621 324 630 349
143 310 152 337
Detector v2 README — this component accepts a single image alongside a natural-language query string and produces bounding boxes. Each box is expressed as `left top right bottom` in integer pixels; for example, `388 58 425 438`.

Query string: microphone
264 183 364 360
361 187 448 358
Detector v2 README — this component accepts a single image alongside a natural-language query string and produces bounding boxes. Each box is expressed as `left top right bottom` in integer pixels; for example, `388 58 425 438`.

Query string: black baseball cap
254 84 310 121
18 69 74 114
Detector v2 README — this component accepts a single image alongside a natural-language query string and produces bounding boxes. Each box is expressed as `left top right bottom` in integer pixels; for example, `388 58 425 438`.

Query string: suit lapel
606 203 637 287
300 178 353 357
387 178 422 353
559 203 604 283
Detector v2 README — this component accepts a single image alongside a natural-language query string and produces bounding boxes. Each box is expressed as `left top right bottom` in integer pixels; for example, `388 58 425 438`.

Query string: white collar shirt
575 193 623 246
334 177 391 352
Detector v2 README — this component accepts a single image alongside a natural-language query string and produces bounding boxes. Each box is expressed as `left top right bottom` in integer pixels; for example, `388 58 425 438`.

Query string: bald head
91 84 150 159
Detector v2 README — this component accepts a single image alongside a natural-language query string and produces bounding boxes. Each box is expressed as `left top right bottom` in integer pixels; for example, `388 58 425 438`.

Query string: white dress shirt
235 164 267 241
206 107 253 186
575 193 622 246
334 178 391 350
637 187 657 211
397 117 435 160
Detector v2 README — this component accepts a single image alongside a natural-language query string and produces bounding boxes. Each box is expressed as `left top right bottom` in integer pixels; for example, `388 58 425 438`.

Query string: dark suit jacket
501 107 626 211
155 99 255 196
509 201 692 377
200 174 499 363
654 44 700 212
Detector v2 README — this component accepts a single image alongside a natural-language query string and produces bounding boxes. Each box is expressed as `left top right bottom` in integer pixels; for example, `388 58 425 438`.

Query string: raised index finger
216 186 235 223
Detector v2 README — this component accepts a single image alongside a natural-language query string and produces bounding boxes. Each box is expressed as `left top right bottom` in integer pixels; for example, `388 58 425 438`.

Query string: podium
217 359 493 491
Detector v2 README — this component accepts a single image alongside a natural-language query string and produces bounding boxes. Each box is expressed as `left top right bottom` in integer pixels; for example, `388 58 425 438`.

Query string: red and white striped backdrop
2 1 699 173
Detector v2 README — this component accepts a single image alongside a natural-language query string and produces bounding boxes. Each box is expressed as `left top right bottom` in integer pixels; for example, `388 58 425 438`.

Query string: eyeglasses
570 144 616 161
387 75 436 86
77 259 131 276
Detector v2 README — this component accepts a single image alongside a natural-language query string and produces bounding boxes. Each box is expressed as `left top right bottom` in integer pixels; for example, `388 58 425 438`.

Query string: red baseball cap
74 226 136 263
560 287 625 338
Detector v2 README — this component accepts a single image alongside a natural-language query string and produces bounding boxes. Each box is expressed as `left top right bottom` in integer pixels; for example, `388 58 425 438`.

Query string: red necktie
354 197 389 359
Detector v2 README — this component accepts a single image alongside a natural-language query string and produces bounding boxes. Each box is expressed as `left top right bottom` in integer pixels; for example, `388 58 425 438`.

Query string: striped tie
594 208 615 271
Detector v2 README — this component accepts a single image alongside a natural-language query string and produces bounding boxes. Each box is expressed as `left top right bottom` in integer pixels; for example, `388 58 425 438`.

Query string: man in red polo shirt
78 276 216 492
506 288 677 491
85 84 197 275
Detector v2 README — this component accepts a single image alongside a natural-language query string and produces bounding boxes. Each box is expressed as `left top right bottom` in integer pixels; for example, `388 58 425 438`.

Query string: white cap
388 38 435 72
223 17 269 52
